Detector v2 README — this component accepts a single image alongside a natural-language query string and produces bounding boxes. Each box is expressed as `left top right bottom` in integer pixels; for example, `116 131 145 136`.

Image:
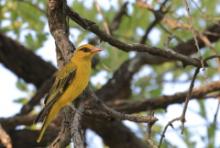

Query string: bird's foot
68 104 83 115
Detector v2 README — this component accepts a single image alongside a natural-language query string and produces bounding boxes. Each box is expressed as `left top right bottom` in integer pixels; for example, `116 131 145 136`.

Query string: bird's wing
35 63 76 123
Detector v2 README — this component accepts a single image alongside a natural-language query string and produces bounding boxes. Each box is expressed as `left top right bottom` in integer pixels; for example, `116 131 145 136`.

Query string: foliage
1 0 220 147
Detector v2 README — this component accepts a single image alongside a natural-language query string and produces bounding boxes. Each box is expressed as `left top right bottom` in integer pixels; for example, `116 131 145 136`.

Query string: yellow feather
36 44 101 142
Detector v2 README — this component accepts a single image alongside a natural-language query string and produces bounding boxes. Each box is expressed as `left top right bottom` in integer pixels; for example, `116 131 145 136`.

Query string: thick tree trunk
0 33 147 148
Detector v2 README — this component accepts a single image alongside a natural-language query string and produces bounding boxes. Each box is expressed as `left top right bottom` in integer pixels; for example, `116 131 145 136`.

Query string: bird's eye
80 47 90 52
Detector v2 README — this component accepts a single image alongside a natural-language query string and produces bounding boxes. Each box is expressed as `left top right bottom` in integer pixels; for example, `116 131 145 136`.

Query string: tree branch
140 0 170 44
0 124 12 148
159 67 200 147
114 80 220 113
48 0 74 65
67 7 205 67
88 89 157 123
0 33 56 88
47 0 82 147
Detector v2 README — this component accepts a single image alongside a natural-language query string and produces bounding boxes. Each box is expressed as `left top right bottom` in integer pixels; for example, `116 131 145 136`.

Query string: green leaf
16 79 28 92
14 97 28 104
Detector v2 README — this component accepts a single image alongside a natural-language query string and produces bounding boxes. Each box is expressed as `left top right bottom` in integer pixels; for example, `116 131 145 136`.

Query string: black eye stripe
80 47 90 52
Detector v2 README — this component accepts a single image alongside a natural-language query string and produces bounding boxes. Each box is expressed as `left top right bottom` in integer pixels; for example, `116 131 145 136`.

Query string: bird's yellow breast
58 61 91 107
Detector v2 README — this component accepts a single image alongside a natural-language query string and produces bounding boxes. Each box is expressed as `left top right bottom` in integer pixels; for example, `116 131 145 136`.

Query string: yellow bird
35 44 102 143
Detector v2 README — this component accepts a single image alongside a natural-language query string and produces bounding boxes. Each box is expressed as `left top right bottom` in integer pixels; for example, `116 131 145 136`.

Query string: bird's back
57 60 91 106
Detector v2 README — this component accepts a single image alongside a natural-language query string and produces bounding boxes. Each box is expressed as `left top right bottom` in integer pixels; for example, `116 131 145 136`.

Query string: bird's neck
72 57 92 68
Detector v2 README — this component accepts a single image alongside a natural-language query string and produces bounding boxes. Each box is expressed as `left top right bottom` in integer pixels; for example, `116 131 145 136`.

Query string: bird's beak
91 47 102 53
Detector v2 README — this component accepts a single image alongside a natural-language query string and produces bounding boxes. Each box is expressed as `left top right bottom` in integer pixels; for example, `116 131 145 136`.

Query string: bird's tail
37 118 48 143
36 104 60 143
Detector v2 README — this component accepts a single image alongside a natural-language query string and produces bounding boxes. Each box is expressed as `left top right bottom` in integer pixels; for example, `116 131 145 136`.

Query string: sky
1 32 219 148
0 0 220 148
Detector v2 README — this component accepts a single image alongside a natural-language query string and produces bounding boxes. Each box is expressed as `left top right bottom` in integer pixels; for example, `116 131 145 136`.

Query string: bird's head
72 44 102 61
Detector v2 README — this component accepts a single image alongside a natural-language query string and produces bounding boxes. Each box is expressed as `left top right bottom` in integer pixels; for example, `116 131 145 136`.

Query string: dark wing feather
35 94 60 123
35 68 76 123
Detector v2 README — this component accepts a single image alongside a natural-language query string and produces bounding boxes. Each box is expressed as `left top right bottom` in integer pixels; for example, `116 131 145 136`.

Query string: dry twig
88 89 157 124
183 0 204 67
0 124 12 148
66 7 205 68
158 67 199 147
158 55 220 147
213 99 220 124
140 0 170 44
94 0 110 35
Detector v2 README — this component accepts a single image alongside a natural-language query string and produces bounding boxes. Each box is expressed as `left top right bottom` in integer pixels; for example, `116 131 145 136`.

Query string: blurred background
0 0 220 147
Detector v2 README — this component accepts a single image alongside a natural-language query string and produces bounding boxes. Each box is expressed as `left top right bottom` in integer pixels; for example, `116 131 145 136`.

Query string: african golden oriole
35 44 102 142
